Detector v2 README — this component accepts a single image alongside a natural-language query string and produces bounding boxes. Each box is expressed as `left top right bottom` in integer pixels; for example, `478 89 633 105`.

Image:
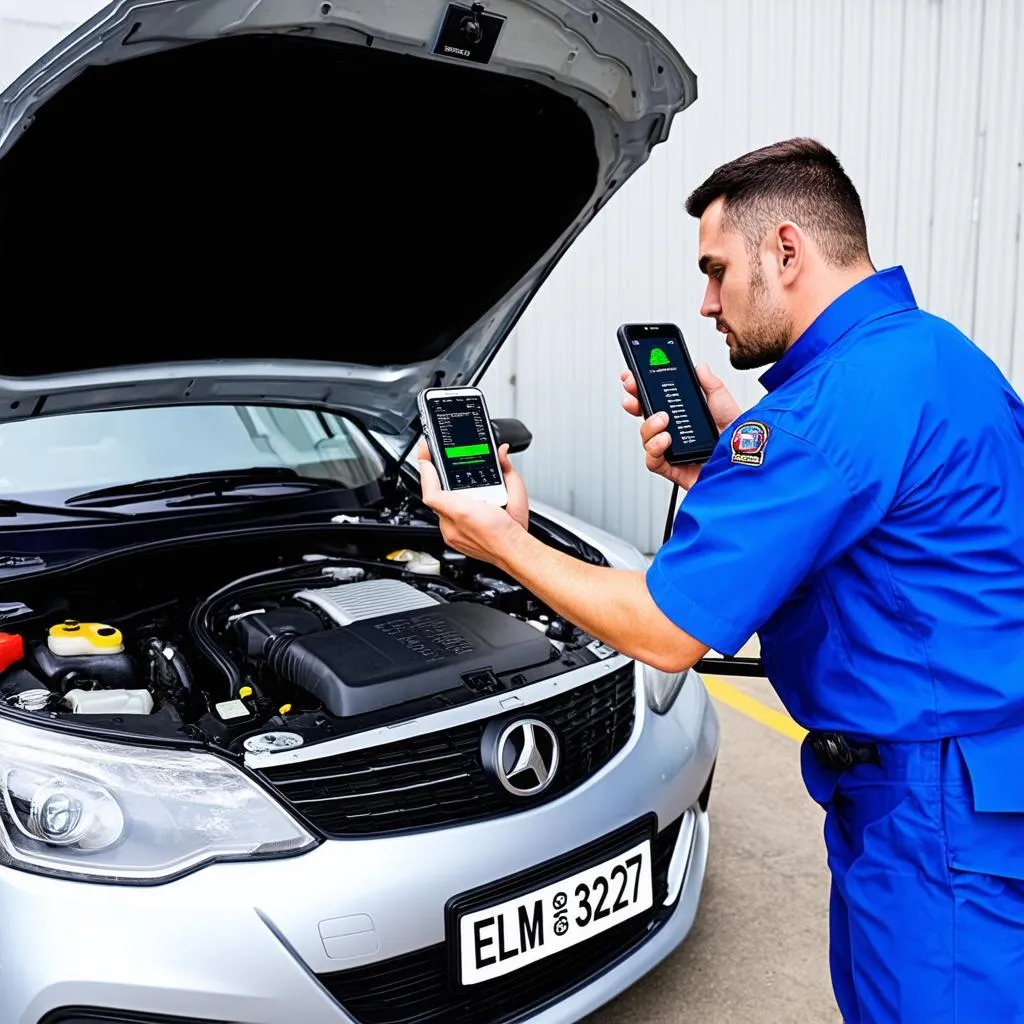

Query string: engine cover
243 582 555 717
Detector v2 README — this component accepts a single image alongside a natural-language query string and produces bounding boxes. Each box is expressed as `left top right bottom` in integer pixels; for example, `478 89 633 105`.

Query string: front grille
318 813 685 1024
258 665 635 836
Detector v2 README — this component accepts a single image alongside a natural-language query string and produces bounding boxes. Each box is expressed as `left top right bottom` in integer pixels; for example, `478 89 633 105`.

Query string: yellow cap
279 704 292 715
48 620 124 651
238 686 253 699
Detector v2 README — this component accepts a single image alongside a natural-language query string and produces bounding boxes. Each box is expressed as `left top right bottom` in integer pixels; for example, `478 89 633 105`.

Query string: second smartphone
617 322 719 465
417 386 509 506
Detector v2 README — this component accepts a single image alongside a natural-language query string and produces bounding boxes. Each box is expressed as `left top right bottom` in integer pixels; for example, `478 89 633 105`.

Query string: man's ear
775 221 803 281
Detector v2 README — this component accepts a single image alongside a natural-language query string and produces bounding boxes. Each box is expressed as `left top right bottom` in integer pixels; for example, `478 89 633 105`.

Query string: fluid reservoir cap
238 686 254 700
386 549 442 575
47 621 124 657
243 732 304 754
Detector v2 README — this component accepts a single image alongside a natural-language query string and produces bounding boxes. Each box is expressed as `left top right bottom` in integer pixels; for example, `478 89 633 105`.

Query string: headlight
0 718 315 883
643 664 688 714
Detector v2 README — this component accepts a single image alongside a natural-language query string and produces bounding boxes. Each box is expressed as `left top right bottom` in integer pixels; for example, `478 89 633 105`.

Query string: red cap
0 633 25 674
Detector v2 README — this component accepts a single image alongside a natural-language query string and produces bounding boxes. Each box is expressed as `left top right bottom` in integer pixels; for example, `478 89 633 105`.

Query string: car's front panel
253 660 637 837
1 662 717 1024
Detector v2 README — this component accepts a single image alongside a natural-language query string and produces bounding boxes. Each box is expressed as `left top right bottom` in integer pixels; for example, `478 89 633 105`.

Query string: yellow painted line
702 675 807 743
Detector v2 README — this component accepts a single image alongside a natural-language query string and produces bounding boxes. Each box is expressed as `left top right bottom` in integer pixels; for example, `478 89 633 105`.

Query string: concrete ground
584 675 844 1024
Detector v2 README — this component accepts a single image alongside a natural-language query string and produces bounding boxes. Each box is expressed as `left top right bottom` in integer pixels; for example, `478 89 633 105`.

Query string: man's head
685 138 874 370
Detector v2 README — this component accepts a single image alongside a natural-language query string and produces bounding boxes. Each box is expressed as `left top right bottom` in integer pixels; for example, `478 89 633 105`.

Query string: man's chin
728 349 774 371
728 339 788 371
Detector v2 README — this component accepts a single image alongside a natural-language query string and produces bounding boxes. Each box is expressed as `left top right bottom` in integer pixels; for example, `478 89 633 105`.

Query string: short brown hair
685 138 870 268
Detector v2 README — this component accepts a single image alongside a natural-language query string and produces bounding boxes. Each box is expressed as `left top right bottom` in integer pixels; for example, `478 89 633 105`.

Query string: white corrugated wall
0 1 95 84
2 1 1022 554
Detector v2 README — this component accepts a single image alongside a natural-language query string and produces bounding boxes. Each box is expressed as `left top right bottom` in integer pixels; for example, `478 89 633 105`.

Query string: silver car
0 2 719 1022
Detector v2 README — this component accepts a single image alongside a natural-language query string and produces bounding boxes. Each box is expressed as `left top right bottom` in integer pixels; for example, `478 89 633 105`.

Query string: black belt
807 730 881 771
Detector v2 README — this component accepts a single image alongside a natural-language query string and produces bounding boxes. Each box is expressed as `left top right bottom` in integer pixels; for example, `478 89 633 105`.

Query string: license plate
457 838 653 985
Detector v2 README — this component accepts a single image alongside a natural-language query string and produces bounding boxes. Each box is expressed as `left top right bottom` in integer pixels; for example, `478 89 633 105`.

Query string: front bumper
3 669 719 1024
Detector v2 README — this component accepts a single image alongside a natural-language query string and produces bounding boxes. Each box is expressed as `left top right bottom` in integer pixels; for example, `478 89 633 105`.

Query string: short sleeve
645 418 884 656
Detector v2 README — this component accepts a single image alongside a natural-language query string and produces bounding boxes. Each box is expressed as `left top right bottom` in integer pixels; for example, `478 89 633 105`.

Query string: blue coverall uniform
645 267 1024 1023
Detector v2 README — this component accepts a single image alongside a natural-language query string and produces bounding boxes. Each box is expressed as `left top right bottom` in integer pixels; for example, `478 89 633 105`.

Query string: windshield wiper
65 467 347 509
0 499 133 522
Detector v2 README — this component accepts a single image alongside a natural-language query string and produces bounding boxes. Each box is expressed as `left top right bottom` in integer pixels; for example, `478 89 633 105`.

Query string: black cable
663 482 679 545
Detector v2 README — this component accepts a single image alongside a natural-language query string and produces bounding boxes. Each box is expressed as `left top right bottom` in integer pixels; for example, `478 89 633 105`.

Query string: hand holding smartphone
617 323 719 466
417 386 509 507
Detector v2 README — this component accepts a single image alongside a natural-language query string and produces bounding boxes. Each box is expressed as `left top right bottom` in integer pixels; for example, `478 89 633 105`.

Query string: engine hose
191 558 414 698
188 604 244 697
264 632 299 683
167 646 194 695
190 572 326 697
188 565 302 696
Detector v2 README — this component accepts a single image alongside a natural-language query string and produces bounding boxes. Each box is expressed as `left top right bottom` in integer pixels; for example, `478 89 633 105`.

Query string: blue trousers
800 725 1024 1024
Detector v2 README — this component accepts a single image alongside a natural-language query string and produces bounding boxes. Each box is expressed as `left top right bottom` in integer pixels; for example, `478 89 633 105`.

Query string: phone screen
627 331 717 459
425 393 502 490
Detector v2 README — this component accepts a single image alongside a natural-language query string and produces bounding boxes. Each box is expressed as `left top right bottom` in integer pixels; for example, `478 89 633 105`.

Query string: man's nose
700 284 720 319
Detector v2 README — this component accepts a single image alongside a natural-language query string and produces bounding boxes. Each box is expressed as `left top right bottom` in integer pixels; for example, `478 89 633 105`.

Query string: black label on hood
432 3 506 64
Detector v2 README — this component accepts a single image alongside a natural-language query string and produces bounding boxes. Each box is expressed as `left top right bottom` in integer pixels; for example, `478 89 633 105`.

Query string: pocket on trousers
944 724 1024 881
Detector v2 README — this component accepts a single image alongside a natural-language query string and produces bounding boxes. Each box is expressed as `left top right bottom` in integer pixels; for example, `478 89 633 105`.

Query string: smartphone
617 322 719 465
417 386 509 506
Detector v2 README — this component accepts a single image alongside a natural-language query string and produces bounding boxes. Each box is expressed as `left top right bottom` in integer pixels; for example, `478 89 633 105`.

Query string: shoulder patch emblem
730 421 770 466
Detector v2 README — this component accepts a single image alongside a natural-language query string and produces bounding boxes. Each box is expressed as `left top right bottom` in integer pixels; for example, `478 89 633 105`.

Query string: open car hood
0 0 695 450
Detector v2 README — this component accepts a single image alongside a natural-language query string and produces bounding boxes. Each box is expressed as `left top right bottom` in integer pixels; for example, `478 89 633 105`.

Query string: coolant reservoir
386 549 442 575
62 688 154 715
48 620 124 657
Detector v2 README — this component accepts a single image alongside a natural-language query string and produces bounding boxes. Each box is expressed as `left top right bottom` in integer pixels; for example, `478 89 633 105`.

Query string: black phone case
617 324 718 466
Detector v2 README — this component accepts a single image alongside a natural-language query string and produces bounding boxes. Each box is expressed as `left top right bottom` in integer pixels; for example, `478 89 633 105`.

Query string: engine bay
0 527 618 755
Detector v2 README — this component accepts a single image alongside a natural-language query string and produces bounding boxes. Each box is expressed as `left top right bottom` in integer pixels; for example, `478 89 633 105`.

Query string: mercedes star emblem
493 717 560 797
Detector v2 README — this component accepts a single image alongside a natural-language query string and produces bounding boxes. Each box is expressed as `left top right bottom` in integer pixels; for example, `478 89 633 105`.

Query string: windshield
0 405 386 498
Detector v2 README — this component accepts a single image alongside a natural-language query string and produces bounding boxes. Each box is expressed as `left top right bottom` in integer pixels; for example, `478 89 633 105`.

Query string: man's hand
416 440 529 568
621 363 742 490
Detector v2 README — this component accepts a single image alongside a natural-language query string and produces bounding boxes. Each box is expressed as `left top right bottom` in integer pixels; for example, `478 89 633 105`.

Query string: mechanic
417 137 1024 1023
